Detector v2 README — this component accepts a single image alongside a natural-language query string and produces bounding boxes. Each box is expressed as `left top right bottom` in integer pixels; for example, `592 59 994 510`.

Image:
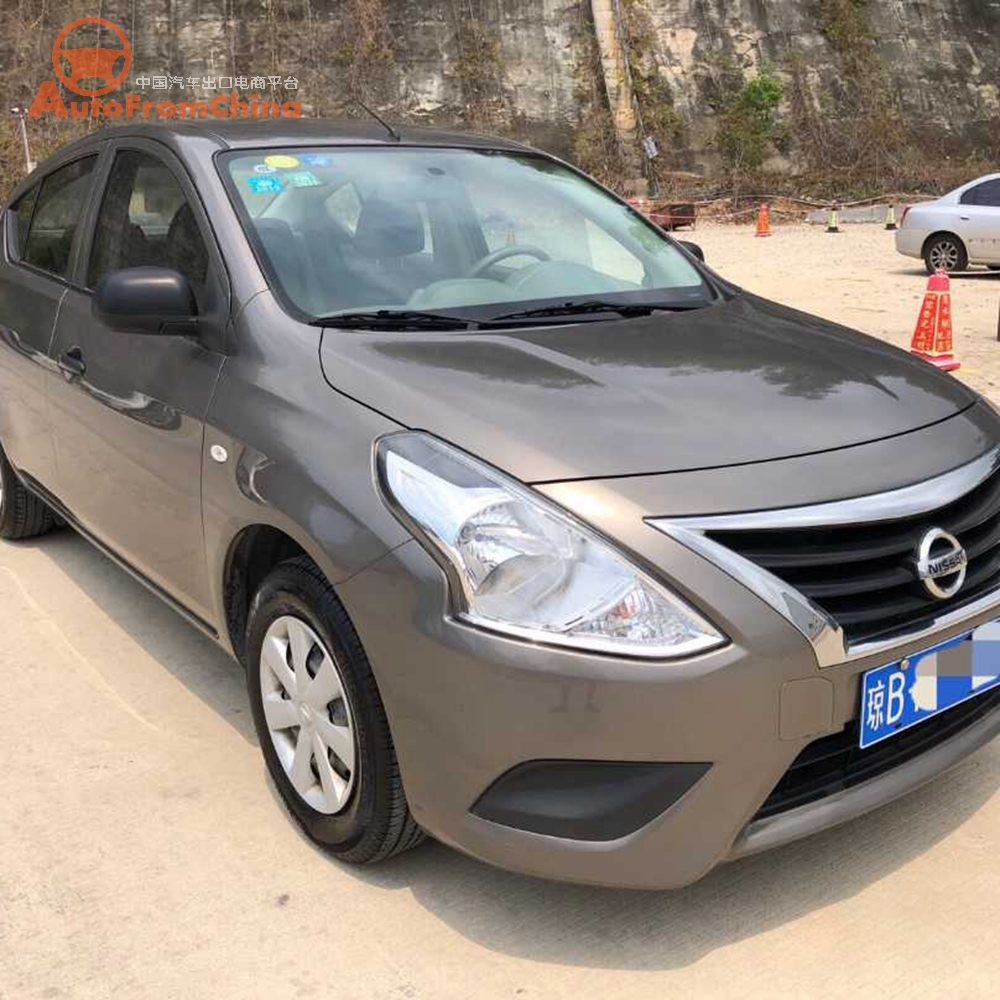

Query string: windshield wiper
483 299 701 324
310 309 476 331
311 299 705 331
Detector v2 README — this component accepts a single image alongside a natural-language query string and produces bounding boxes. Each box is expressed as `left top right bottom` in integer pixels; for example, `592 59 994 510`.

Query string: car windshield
222 146 711 323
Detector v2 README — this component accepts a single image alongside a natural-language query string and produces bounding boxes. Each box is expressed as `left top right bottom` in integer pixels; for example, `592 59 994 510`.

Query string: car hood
318 292 977 483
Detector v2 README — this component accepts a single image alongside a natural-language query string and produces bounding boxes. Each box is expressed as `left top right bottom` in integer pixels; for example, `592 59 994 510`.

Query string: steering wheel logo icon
52 17 132 98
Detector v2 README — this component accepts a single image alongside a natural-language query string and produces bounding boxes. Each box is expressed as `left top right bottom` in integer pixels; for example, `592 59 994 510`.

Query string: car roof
6 118 541 207
196 119 533 151
47 118 534 157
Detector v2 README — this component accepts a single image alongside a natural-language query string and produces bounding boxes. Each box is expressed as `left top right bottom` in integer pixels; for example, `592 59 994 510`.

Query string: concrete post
590 0 643 184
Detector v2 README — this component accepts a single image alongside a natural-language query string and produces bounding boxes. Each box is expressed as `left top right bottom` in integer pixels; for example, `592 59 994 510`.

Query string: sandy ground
2 225 1000 1000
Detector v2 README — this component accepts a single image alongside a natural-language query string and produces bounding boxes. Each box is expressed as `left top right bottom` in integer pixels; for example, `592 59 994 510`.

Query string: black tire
923 234 968 275
987 265 1000 272
246 555 424 863
0 444 57 540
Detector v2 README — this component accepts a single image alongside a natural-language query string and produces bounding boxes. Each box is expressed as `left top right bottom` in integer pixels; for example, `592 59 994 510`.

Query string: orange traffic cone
755 203 772 237
910 270 961 371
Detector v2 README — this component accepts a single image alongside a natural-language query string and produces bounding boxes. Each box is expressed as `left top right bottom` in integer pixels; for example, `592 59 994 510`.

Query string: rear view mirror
679 241 705 262
94 267 196 335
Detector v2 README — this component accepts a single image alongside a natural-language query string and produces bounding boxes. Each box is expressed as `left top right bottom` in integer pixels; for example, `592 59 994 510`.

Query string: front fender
201 294 411 653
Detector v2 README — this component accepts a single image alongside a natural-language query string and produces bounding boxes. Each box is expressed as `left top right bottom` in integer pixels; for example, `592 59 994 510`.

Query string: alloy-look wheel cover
260 615 357 814
930 241 960 271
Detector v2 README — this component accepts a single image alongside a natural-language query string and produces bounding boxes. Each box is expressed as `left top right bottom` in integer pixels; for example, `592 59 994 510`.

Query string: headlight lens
375 432 725 658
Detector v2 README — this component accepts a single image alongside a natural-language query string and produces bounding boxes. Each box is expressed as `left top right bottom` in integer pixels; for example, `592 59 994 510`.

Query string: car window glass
960 179 1000 207
325 184 433 253
477 190 592 266
23 156 97 278
582 219 644 284
12 184 39 258
416 201 435 255
225 148 706 318
325 183 361 234
89 149 209 302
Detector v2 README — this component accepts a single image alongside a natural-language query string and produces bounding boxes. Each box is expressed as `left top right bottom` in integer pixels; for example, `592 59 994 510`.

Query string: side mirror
679 241 705 262
93 267 197 335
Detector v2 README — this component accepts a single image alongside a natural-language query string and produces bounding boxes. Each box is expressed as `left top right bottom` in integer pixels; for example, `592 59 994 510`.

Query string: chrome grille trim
648 446 1000 668
660 446 1000 532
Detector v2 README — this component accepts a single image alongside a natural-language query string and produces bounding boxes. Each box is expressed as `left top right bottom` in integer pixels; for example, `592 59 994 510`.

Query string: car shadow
271 734 1000 972
22 529 257 744
950 270 1000 281
894 267 1000 281
22 528 1000 970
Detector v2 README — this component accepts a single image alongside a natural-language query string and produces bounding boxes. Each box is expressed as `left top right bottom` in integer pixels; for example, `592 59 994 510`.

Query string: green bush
716 69 784 172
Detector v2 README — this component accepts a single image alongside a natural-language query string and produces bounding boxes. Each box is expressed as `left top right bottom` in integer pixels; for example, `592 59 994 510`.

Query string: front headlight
375 432 725 659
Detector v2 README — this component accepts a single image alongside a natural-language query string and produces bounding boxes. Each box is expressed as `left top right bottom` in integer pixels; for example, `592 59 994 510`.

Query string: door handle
58 346 86 377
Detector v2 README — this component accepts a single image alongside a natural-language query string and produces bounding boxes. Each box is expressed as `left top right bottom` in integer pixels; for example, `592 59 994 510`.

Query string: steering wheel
467 244 551 278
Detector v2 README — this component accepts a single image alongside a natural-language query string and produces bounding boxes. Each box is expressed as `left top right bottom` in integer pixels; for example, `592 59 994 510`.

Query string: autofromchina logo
30 17 302 120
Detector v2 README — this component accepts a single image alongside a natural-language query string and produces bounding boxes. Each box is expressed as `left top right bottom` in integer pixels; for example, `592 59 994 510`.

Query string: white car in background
896 173 1000 274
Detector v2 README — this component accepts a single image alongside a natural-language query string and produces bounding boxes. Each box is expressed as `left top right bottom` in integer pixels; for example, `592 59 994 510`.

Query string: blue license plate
859 620 1000 749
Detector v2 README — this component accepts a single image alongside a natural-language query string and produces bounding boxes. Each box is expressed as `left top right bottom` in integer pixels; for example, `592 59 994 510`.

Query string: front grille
707 466 1000 645
755 686 1000 820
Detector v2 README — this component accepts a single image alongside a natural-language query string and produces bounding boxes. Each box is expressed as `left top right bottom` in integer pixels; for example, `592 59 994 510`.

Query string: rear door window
23 156 98 278
960 179 1000 207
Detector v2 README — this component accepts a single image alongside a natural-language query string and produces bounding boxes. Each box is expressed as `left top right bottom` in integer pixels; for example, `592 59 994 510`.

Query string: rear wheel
0 444 57 540
987 265 1000 272
246 556 424 863
923 234 967 274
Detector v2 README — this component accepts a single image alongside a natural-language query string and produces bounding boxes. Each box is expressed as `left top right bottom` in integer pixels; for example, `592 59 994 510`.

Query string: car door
0 155 100 489
957 179 1000 262
47 139 229 627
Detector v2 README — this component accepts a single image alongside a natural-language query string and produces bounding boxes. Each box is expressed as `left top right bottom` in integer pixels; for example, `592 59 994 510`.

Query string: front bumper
340 412 1000 889
340 530 1000 889
730 693 1000 859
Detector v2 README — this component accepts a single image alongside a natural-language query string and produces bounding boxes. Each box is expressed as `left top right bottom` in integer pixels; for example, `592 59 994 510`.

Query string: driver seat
349 197 428 304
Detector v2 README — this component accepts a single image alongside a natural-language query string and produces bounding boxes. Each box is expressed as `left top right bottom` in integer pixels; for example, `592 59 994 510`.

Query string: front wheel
246 556 424 863
0 443 57 540
923 234 967 274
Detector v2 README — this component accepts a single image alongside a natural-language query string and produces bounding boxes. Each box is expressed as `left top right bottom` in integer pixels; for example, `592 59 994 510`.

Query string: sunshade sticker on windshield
285 171 321 188
247 175 284 194
300 154 332 167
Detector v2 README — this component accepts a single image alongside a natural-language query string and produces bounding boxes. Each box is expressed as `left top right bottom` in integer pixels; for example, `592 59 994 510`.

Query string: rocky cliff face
105 0 589 152
640 0 1000 170
3 0 999 186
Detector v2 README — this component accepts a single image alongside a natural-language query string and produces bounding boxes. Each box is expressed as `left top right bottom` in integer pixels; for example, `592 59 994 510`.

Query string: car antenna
354 99 401 143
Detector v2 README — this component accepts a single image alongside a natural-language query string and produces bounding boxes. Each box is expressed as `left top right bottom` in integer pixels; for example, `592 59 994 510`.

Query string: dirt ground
2 224 1000 1000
